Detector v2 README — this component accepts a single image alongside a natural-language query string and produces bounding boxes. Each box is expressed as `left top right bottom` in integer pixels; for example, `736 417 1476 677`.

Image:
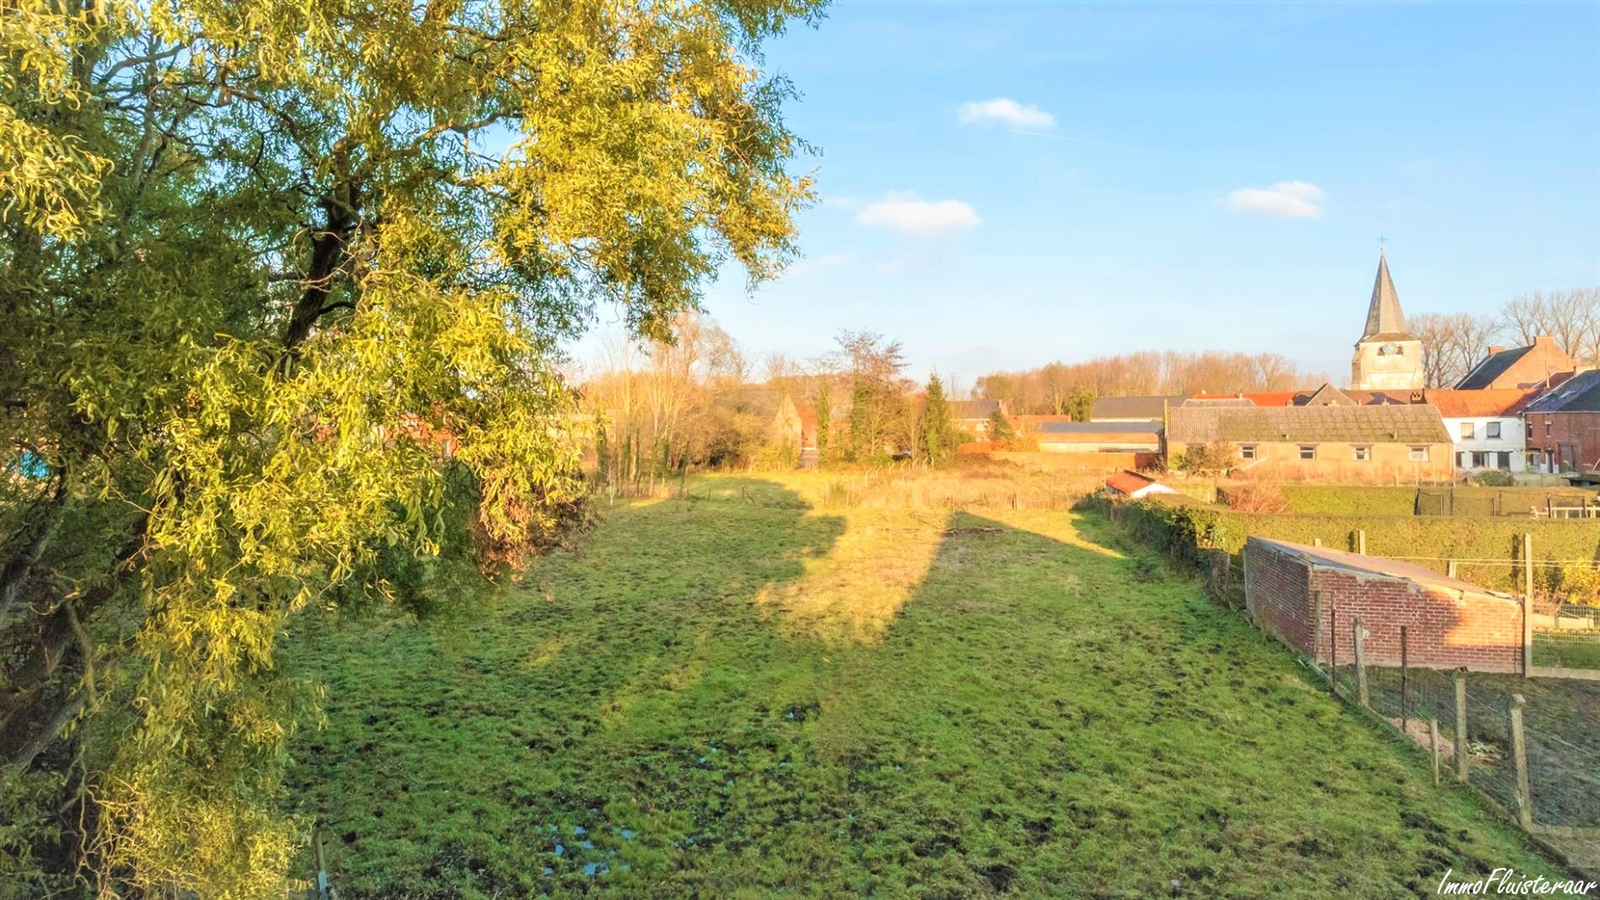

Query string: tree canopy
0 0 820 895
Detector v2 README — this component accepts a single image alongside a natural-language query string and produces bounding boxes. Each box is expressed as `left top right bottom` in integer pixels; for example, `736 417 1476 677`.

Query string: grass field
283 471 1564 898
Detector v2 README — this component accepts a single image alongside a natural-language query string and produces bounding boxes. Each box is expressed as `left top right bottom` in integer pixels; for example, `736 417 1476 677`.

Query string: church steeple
1361 249 1410 339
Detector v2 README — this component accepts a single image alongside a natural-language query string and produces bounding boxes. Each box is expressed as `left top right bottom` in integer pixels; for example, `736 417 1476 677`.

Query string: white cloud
1224 180 1325 219
856 193 981 237
958 97 1056 130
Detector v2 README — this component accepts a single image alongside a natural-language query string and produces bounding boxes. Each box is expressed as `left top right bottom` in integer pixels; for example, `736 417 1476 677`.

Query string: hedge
1276 485 1417 516
1121 496 1600 594
1212 483 1598 518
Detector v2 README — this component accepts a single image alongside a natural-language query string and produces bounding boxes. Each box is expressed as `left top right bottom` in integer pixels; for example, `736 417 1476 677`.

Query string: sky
577 1 1600 391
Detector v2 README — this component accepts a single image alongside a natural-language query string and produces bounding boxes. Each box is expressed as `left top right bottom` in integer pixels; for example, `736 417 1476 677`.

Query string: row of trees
580 325 971 476
1412 288 1600 388
975 351 1330 414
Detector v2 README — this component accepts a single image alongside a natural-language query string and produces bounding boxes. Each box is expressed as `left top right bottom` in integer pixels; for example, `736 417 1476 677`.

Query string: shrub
1174 441 1235 476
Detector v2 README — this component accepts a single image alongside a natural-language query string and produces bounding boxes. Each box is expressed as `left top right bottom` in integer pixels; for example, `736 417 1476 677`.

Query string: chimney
1488 345 1505 356
1534 334 1554 347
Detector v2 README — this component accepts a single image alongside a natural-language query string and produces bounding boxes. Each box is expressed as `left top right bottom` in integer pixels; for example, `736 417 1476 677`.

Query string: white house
1422 389 1539 472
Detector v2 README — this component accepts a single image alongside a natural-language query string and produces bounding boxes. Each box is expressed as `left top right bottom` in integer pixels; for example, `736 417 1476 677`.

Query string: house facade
1167 402 1454 482
949 399 1003 437
1421 389 1537 472
1523 369 1600 476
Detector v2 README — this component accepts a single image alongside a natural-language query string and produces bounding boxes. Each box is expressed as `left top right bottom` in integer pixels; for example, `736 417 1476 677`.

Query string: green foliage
0 1 818 895
1066 388 1095 424
1270 485 1418 516
986 409 1016 446
1173 440 1235 476
918 373 956 464
1121 497 1600 593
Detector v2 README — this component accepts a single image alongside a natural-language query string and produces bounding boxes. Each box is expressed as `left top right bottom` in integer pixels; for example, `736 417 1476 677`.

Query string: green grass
283 473 1563 898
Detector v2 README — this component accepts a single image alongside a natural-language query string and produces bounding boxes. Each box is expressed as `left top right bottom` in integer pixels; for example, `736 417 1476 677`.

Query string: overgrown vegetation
0 1 820 895
282 473 1559 897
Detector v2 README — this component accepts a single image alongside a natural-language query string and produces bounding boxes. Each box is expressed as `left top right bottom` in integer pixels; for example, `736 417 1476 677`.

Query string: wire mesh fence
1415 487 1600 518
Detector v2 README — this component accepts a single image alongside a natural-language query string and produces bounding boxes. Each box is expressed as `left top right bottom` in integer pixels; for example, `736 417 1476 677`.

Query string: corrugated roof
1168 404 1450 444
1091 395 1186 420
1422 388 1540 418
1524 370 1600 414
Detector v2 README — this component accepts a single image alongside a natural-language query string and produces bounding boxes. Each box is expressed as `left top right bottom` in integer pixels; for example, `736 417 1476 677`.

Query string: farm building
1243 537 1525 674
1166 401 1453 482
1090 395 1185 423
950 399 1004 437
1036 421 1161 453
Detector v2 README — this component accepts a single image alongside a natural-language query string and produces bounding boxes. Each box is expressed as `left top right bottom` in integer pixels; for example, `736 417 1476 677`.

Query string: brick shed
1243 537 1525 674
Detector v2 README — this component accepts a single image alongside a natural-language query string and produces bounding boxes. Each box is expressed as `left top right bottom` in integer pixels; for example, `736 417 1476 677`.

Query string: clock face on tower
1378 342 1402 357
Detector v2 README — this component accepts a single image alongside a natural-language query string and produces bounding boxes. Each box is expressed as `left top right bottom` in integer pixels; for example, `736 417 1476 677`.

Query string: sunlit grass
282 470 1563 898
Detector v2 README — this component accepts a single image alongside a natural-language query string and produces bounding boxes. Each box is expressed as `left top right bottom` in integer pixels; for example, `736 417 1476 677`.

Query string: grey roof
949 399 1001 420
1091 395 1187 420
1361 250 1412 340
1180 397 1255 408
1524 370 1600 414
1456 346 1534 390
1168 403 1450 444
1038 421 1162 435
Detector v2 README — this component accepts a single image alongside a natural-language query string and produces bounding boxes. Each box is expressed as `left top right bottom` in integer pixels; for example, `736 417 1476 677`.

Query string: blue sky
585 1 1600 390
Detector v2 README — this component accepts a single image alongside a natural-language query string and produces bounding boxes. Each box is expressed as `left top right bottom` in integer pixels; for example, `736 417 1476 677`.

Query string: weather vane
1377 227 1388 252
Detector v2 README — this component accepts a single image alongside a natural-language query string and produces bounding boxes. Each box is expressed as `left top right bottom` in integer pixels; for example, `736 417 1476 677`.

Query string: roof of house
1422 388 1540 418
1014 414 1075 427
1105 470 1160 496
1524 369 1600 414
1455 335 1576 390
1038 421 1162 436
1361 250 1413 341
949 399 1002 420
1190 391 1305 407
1090 395 1187 420
1181 397 1256 408
1167 403 1450 445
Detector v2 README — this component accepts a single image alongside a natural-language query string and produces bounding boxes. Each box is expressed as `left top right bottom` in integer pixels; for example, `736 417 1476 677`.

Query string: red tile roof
1190 391 1303 407
1422 388 1540 418
1105 470 1156 495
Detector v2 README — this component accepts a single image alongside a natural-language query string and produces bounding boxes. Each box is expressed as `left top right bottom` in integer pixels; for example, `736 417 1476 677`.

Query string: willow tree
0 0 819 895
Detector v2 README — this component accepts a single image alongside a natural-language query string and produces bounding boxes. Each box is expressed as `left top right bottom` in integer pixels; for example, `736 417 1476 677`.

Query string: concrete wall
1245 538 1524 674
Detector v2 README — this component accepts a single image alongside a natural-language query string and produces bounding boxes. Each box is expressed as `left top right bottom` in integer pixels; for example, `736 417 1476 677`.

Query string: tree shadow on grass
283 487 1559 899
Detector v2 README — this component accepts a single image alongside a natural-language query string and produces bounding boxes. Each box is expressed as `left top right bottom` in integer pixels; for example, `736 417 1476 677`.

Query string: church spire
1361 248 1409 339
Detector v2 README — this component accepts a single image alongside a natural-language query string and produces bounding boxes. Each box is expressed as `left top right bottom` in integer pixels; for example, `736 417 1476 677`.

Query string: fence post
1353 618 1369 709
1329 603 1339 698
1453 668 1469 782
1356 529 1366 555
1521 532 1534 676
1510 693 1532 831
1446 559 1457 579
1400 625 1409 734
313 822 331 900
1429 718 1441 787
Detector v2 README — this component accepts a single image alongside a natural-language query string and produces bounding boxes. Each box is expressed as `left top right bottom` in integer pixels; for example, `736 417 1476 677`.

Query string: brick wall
1244 538 1524 674
1526 411 1600 473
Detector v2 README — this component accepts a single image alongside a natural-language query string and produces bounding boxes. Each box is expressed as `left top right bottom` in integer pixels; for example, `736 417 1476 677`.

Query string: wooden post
1446 559 1457 579
1311 590 1323 673
1400 625 1410 734
1353 618 1369 709
1522 532 1534 676
1510 693 1533 831
1312 537 1322 548
1453 668 1469 782
1356 529 1367 555
1329 603 1339 698
314 823 331 900
1430 718 1441 787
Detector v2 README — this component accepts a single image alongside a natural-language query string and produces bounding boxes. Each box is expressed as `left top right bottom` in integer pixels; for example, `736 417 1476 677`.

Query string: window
1353 446 1371 461
1486 421 1502 439
1472 451 1492 468
1460 421 1475 440
1546 418 1553 436
1528 421 1535 440
1298 445 1316 460
1239 445 1257 460
1409 446 1429 462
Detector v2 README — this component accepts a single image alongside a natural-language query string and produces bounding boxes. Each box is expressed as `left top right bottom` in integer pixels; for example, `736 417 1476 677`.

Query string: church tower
1350 249 1424 390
